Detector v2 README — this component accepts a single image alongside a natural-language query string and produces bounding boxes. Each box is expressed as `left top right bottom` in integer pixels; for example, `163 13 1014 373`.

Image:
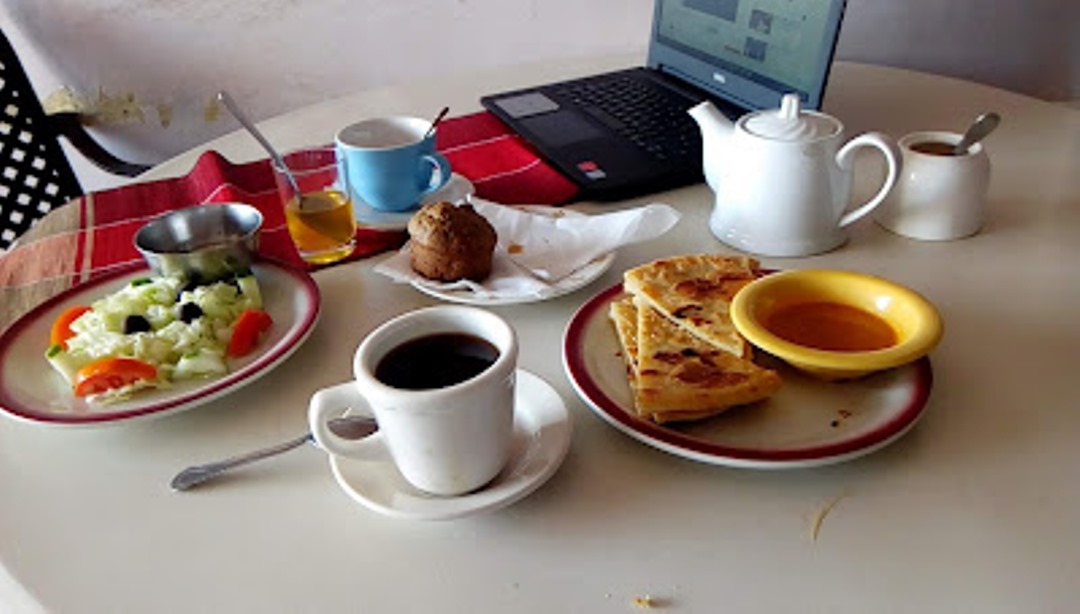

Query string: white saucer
328 370 571 520
354 173 475 230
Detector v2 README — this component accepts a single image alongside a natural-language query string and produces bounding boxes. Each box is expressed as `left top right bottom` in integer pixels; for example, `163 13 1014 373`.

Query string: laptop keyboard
549 74 701 162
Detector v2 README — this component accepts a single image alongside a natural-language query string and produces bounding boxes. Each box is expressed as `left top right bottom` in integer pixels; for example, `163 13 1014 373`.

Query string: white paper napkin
373 198 681 300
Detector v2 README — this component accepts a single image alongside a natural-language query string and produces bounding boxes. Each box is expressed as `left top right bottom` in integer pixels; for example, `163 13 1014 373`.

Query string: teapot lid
743 93 839 141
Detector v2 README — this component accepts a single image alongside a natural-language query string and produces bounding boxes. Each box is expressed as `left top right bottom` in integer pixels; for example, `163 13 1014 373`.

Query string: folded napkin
374 199 681 299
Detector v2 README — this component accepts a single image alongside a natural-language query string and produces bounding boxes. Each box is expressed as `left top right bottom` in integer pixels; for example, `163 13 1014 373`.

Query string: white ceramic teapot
689 94 901 257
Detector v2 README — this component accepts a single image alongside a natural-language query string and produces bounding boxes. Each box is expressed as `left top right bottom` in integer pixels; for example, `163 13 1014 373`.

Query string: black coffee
375 333 499 390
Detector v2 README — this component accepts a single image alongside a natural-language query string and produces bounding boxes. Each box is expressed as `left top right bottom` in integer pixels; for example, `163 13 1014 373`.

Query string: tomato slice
227 309 273 358
74 357 157 397
50 305 92 349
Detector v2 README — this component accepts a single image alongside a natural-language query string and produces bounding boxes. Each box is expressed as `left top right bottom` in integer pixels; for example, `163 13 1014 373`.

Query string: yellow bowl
730 269 943 380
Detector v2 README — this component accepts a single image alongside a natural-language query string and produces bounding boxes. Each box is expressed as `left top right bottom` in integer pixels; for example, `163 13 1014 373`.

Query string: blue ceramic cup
335 117 452 213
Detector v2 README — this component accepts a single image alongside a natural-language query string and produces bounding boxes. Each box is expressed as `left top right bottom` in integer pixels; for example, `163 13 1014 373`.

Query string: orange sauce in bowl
763 302 898 352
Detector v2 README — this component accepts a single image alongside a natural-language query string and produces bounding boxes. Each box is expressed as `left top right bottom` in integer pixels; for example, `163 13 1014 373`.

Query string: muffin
407 202 497 282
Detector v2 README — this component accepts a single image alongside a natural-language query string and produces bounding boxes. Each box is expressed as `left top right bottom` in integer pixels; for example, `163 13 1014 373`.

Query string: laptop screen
648 0 846 111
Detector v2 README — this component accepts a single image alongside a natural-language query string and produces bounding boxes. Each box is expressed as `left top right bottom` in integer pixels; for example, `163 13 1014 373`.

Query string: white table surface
2 54 1079 613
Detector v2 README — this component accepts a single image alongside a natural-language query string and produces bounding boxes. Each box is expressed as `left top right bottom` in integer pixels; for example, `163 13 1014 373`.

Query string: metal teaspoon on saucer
170 415 378 491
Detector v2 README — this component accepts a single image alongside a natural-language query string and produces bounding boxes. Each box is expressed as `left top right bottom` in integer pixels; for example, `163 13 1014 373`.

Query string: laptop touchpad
491 93 560 117
519 111 606 147
491 92 606 146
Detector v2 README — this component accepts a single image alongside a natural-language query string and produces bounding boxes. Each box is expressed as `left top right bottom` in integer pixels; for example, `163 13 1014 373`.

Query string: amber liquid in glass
285 190 356 264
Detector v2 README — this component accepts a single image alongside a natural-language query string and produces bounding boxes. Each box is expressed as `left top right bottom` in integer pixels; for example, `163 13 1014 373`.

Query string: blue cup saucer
354 173 475 230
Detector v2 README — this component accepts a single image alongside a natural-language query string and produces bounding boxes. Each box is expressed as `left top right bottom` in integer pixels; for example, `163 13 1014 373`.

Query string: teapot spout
688 101 734 191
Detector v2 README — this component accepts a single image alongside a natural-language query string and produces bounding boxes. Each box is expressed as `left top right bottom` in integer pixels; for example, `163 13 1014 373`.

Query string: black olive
175 271 207 301
123 314 152 334
179 302 203 323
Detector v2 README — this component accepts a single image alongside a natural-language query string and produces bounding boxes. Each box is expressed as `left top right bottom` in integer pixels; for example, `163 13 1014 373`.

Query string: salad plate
329 370 571 521
562 283 934 469
0 260 320 427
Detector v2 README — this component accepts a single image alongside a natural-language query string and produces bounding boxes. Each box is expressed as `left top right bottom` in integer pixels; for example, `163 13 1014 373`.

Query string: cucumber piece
174 348 228 380
236 274 262 309
45 347 89 385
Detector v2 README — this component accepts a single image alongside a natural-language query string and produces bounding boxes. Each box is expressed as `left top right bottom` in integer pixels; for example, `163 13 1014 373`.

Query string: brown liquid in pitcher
910 141 959 156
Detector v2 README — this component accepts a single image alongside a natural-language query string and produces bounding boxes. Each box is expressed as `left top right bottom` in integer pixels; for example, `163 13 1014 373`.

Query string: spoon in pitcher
217 90 305 204
953 112 1001 155
170 414 378 491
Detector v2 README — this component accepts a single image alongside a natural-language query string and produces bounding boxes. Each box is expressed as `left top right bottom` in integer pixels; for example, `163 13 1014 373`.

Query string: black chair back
0 30 84 250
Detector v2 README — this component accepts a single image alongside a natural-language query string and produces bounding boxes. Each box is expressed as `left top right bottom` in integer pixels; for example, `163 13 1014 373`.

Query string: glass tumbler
272 147 357 265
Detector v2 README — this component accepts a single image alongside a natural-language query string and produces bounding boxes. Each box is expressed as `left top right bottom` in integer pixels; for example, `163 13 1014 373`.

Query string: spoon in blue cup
424 106 450 140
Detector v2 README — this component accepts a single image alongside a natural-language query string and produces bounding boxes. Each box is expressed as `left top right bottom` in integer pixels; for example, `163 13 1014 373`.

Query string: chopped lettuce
46 273 266 400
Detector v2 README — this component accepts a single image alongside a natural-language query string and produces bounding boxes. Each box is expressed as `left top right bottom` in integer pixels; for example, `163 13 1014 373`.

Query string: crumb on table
633 595 654 608
811 493 847 542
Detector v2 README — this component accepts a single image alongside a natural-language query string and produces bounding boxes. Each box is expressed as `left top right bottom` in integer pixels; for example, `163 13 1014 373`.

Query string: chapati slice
623 254 761 357
633 296 781 423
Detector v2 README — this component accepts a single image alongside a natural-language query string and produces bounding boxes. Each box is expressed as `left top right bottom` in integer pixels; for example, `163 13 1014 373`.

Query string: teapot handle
836 132 902 227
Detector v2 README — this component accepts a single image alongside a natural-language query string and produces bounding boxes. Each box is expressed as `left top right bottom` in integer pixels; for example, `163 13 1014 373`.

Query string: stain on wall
43 86 130 125
43 85 222 130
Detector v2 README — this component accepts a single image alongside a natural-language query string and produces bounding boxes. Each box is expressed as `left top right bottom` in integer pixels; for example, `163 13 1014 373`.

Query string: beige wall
838 0 1078 102
2 0 1076 192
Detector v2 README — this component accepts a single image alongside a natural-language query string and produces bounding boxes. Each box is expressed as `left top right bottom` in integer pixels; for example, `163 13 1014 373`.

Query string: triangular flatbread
609 295 640 381
623 254 760 357
609 297 639 401
609 294 781 424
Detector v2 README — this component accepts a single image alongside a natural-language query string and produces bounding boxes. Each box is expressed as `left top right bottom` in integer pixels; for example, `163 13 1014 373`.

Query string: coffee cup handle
836 132 902 227
308 382 378 459
419 152 452 195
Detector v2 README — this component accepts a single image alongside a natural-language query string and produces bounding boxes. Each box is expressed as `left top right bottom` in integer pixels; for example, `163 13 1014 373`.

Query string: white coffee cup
874 130 991 241
309 306 517 496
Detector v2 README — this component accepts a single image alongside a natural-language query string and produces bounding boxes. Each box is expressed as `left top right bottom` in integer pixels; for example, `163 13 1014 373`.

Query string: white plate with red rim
0 260 320 427
329 369 571 520
561 282 934 469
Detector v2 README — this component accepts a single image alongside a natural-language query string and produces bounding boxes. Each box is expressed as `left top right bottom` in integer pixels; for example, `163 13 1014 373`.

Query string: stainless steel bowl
134 203 263 281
